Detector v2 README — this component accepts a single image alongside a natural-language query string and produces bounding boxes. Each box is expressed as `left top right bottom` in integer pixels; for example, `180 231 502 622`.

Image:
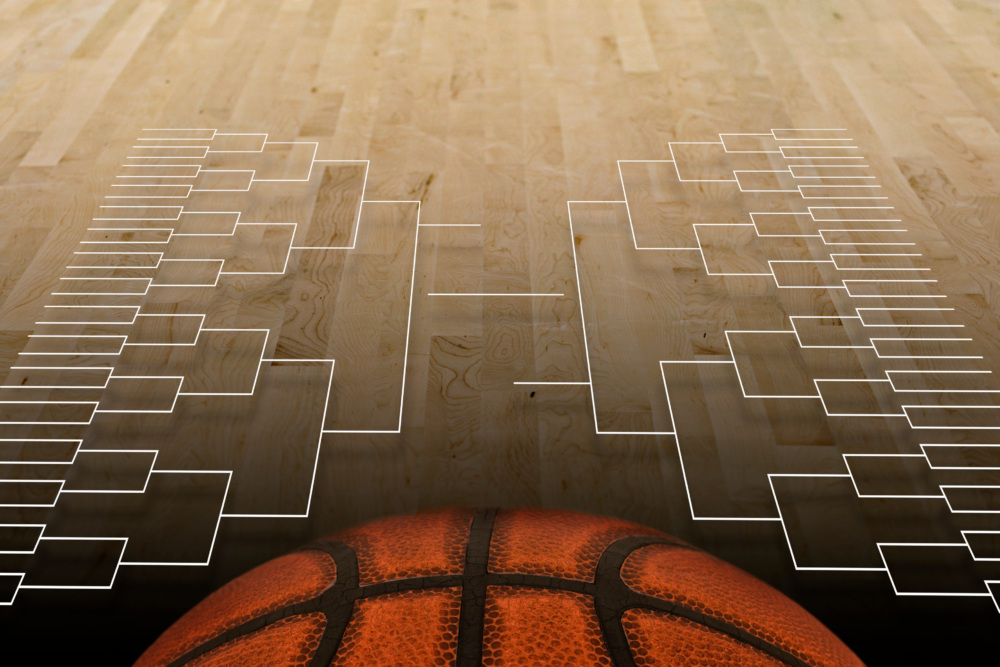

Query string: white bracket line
565 200 680 437
661 359 779 521
117 470 232 568
321 200 421 435
608 127 1000 605
769 473 888 572
288 160 369 250
513 381 589 386
222 361 333 519
877 542 992 597
428 293 564 297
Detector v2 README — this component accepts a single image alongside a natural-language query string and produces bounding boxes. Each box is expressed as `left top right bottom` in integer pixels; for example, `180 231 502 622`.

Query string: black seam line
593 536 813 667
307 541 361 666
166 541 360 667
597 537 669 667
167 532 807 667
163 535 684 666
456 507 497 667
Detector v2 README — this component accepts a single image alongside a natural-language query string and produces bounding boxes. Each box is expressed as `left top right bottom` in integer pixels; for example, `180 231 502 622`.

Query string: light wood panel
0 0 999 663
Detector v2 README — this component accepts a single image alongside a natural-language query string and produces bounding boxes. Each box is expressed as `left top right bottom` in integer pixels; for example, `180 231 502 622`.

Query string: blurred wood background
0 0 998 663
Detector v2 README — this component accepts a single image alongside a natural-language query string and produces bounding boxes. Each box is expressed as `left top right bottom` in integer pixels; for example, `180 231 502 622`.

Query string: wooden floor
1 0 999 662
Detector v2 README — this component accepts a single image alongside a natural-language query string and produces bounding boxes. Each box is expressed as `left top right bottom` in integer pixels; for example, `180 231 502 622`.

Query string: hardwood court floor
1 0 999 663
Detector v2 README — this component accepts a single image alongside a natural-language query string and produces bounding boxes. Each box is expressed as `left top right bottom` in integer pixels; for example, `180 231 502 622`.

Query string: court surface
1 0 999 663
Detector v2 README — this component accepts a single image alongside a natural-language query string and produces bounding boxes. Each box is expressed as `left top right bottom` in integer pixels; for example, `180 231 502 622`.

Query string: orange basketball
136 508 863 666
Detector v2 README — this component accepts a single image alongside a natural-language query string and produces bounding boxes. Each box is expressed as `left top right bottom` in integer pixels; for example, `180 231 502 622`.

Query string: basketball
136 507 862 666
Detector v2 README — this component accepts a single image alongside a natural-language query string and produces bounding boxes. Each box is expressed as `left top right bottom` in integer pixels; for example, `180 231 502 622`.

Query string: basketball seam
593 536 813 667
456 507 496 666
163 514 813 667
306 541 360 666
164 541 355 667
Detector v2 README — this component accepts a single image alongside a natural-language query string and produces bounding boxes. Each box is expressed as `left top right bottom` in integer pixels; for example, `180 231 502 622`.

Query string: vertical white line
567 202 600 433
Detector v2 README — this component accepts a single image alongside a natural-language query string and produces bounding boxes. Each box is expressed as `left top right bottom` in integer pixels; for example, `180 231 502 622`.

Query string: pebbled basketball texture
136 507 865 666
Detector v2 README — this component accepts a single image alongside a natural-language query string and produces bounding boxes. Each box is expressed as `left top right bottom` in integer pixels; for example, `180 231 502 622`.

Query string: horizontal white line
513 381 589 385
428 293 564 297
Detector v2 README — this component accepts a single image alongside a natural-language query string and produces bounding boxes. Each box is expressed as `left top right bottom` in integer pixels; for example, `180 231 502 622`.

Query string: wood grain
1 0 999 662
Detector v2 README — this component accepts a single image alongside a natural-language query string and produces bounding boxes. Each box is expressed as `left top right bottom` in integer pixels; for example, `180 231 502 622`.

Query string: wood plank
0 1 998 661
